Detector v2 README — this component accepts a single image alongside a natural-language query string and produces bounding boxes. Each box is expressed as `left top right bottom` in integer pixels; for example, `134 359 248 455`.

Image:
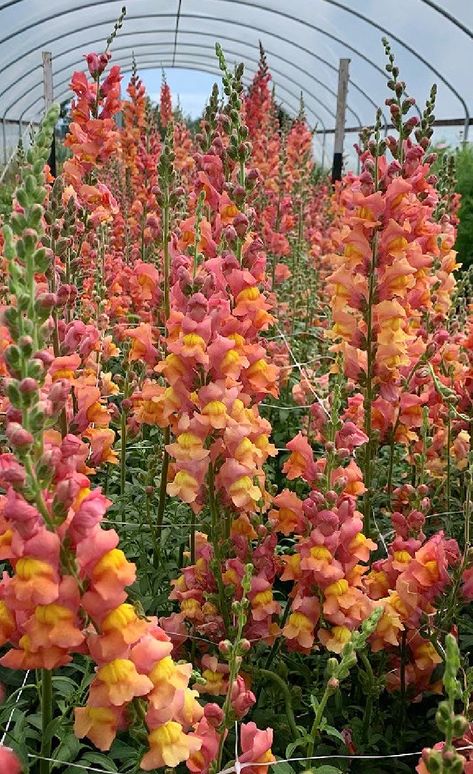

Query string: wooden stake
332 57 350 182
42 50 56 176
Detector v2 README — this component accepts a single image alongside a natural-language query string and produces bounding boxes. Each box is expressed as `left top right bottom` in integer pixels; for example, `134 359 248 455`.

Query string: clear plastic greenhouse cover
0 0 471 153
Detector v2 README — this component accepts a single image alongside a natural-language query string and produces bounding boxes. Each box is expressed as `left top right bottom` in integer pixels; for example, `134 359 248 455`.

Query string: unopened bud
6 422 34 449
36 292 57 310
19 377 38 394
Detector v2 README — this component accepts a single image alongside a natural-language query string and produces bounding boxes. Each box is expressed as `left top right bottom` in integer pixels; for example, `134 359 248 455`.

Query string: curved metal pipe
0 9 388 126
22 55 316 131
417 0 473 40
321 0 470 141
5 41 332 133
0 28 362 127
16 52 324 134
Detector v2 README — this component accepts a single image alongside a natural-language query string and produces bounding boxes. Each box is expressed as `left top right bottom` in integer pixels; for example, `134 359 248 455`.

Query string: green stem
190 511 196 564
145 493 160 568
215 590 248 772
120 407 127 520
386 414 401 503
257 668 299 739
208 464 230 633
399 630 407 743
155 427 170 556
446 410 452 519
39 669 53 774
306 683 331 760
264 599 292 670
360 652 375 744
363 232 379 539
386 435 396 501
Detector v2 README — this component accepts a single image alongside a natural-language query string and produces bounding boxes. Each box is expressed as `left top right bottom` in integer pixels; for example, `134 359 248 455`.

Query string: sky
122 68 217 121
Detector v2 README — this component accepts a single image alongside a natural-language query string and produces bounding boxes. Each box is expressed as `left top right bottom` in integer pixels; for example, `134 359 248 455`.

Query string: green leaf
322 724 346 744
314 766 344 774
51 676 79 698
273 760 296 774
81 751 119 771
49 735 83 767
285 735 311 758
109 739 140 761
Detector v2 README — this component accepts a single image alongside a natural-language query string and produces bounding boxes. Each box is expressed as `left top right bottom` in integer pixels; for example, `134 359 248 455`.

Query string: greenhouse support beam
320 117 473 135
0 11 390 127
2 120 6 164
332 58 350 182
42 50 56 176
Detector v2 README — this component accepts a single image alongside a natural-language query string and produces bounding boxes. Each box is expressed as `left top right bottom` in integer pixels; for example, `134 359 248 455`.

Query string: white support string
261 402 317 410
23 744 473 774
234 721 242 774
0 670 30 745
274 322 329 418
264 329 325 341
373 511 389 556
217 745 473 774
27 754 117 772
102 519 206 530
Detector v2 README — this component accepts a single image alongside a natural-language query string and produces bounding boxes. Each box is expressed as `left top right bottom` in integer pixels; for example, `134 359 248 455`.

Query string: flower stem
399 630 407 742
39 669 53 774
154 130 172 555
120 405 127 521
360 652 375 744
208 463 230 633
155 427 170 557
257 668 299 739
306 682 331 760
363 231 379 539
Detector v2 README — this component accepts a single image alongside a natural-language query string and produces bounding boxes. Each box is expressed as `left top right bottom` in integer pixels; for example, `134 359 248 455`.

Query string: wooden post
42 50 56 176
331 57 350 183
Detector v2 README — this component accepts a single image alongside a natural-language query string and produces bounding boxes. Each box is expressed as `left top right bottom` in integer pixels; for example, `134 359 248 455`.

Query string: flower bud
34 349 54 368
5 406 22 424
204 703 224 727
233 213 249 238
325 490 338 504
6 422 34 449
36 292 57 310
19 377 38 394
224 225 238 245
18 335 34 355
